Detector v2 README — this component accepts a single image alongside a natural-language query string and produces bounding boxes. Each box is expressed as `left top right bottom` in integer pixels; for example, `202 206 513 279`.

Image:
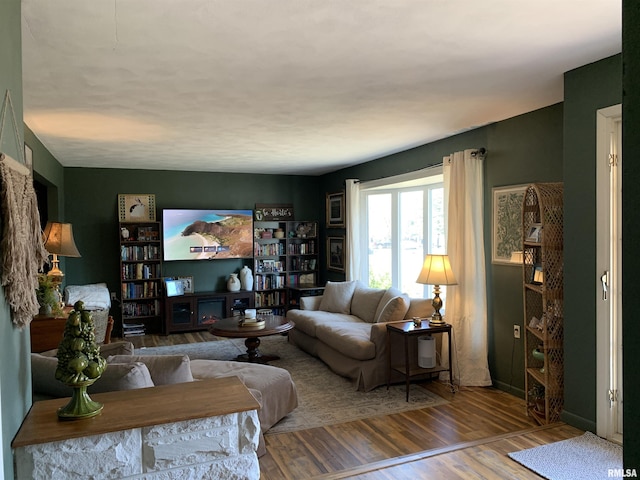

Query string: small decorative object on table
55 301 107 419
239 265 253 291
227 273 241 292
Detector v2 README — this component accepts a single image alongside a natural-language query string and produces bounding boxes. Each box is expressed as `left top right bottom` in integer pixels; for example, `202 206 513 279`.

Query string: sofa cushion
375 294 410 323
373 287 405 323
350 285 386 322
107 354 194 385
405 297 434 320
315 322 376 360
319 281 357 314
300 295 323 311
31 353 154 397
88 362 155 393
287 309 361 338
189 359 298 432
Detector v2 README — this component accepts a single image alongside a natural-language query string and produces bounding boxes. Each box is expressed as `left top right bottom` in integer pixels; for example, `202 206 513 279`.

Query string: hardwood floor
118 333 583 479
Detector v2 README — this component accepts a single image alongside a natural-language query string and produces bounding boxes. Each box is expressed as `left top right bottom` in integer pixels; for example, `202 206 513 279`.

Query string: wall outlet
513 325 521 339
110 292 117 301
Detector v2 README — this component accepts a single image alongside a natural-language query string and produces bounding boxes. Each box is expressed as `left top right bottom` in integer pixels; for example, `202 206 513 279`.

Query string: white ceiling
21 1 621 176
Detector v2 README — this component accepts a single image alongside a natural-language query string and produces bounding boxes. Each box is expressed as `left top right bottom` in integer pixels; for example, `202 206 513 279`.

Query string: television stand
164 290 254 334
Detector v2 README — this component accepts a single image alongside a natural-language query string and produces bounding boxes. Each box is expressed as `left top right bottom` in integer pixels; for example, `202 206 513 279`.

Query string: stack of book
122 322 145 337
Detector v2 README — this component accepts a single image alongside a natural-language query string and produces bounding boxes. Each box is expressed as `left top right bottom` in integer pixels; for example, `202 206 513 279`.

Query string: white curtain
345 179 360 281
442 150 492 386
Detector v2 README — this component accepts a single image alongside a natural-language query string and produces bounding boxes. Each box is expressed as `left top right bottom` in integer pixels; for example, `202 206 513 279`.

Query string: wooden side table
386 320 454 401
30 314 67 353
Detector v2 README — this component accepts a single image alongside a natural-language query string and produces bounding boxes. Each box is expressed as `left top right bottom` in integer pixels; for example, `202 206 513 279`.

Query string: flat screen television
162 209 254 261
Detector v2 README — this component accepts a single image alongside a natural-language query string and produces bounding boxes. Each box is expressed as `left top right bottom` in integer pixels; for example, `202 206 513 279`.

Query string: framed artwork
118 194 156 222
492 184 527 265
164 278 184 297
326 191 345 228
177 276 194 294
531 264 544 285
327 236 345 272
525 223 543 243
24 143 33 175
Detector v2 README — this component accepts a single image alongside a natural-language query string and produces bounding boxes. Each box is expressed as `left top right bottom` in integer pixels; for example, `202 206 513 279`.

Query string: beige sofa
286 281 432 392
31 341 298 456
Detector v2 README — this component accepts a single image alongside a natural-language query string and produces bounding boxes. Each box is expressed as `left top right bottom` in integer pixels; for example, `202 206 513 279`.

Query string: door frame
595 103 622 443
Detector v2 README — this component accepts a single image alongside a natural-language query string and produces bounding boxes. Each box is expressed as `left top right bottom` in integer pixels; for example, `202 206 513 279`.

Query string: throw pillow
31 354 73 397
99 341 135 357
31 354 154 397
404 298 434 320
318 281 357 314
107 354 194 385
375 294 410 323
351 284 386 322
373 287 403 322
88 362 155 393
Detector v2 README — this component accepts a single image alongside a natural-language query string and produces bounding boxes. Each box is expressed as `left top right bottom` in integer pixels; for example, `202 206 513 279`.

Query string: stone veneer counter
13 377 261 479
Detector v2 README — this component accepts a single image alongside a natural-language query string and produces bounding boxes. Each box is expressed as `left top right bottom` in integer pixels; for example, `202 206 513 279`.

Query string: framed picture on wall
118 194 156 222
492 184 528 265
326 192 345 228
327 236 345 272
177 276 194 294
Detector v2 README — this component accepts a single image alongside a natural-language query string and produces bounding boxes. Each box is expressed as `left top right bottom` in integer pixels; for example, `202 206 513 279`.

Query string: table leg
237 337 281 364
404 334 410 402
447 329 455 393
387 330 391 390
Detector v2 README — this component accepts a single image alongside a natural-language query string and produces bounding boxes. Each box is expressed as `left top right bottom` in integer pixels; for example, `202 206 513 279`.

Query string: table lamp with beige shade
416 254 457 326
42 222 81 305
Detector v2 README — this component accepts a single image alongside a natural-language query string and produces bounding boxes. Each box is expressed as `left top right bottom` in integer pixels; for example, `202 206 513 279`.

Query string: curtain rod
471 148 487 158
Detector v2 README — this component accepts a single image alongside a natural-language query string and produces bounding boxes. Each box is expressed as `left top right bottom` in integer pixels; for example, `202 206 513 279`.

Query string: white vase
227 273 241 292
239 266 253 291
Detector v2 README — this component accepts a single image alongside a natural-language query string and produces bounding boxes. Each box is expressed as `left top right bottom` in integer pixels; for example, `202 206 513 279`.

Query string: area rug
136 335 448 433
508 431 622 480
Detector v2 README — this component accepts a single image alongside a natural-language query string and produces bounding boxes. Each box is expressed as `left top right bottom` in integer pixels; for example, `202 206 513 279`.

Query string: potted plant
36 274 63 317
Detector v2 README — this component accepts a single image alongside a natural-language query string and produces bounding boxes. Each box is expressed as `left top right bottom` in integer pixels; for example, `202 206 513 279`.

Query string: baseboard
493 379 525 399
560 410 596 432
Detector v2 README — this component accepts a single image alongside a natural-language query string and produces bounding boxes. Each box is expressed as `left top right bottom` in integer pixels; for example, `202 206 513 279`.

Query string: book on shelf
123 330 146 337
123 321 146 336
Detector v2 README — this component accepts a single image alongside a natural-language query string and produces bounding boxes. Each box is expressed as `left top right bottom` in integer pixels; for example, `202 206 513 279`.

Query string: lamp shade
416 254 457 286
42 222 81 257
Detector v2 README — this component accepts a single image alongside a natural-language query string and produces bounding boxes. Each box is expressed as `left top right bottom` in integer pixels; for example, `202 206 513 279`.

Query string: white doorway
596 104 622 444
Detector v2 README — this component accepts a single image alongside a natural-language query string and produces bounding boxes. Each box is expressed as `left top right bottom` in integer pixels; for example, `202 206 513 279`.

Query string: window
359 167 445 298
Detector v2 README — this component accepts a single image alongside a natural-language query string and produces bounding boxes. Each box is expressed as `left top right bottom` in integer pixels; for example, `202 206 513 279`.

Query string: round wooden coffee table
208 315 294 363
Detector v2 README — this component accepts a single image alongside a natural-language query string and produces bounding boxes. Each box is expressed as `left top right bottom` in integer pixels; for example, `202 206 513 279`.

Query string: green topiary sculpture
55 301 108 419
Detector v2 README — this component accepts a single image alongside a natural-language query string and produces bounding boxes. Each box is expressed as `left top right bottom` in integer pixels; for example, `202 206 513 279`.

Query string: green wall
484 104 564 394
563 54 622 431
25 124 65 219
0 0 27 477
622 0 640 469
64 168 321 330
320 104 564 396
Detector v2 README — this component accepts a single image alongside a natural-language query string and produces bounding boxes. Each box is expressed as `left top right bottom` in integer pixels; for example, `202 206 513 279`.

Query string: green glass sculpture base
57 381 103 420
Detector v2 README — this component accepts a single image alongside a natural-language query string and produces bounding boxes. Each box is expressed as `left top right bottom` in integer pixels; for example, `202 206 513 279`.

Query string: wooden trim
315 423 564 479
